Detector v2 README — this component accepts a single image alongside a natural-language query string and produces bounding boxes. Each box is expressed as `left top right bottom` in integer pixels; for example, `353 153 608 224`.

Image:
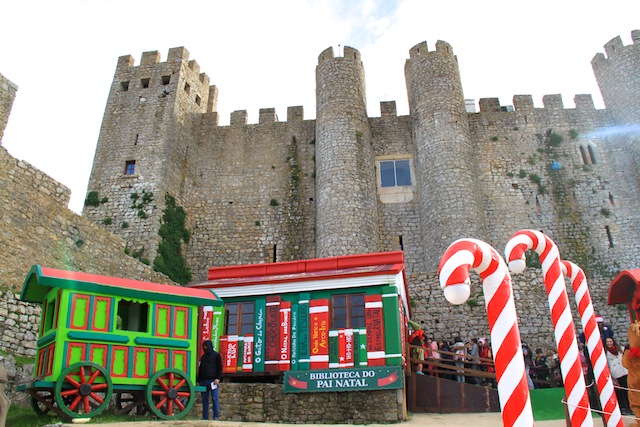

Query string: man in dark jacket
198 340 222 420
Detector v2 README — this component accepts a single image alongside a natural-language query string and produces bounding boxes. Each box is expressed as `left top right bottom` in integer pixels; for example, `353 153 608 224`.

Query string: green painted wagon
17 265 223 420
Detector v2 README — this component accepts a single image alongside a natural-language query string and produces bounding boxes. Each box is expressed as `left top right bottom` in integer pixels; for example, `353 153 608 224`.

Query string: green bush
84 191 100 207
153 194 192 284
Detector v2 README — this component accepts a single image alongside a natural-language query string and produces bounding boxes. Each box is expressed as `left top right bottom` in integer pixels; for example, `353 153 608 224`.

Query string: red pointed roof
608 269 640 305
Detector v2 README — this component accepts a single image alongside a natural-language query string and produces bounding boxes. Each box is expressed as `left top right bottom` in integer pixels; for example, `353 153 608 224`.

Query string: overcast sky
1 0 638 213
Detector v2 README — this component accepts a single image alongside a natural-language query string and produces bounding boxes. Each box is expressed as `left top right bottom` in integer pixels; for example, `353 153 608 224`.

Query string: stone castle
80 30 640 343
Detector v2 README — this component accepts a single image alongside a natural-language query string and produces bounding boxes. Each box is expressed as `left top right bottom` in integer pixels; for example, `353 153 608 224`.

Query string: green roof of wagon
21 265 223 306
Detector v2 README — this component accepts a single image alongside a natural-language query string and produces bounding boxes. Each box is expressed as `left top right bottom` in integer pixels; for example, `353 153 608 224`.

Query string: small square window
161 75 171 85
184 82 190 94
124 160 136 175
195 95 201 106
120 81 130 91
380 160 411 187
141 78 150 88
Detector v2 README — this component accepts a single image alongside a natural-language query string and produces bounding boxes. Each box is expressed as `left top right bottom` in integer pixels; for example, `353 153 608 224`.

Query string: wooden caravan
18 265 223 420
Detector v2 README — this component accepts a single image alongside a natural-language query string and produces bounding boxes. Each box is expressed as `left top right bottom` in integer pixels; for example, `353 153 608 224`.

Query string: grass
7 403 202 425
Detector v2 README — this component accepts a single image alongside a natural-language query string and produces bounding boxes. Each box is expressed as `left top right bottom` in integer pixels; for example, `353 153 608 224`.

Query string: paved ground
55 412 640 426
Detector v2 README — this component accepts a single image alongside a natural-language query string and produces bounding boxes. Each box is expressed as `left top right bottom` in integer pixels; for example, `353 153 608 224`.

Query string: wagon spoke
61 389 80 398
78 366 87 383
68 395 82 411
166 399 173 415
83 396 91 414
89 392 104 404
88 368 102 384
64 375 81 389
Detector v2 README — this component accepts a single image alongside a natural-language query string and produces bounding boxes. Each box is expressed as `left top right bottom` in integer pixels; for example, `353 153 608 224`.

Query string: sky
1 0 638 213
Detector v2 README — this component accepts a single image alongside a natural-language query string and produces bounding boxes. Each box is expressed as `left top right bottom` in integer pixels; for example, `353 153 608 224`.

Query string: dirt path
54 412 640 426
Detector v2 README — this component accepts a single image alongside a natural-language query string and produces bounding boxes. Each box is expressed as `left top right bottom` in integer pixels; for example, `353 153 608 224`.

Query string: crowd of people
408 314 632 416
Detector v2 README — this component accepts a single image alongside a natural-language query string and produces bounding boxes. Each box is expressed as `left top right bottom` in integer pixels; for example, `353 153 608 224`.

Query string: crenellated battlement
317 46 361 64
407 40 455 61
477 94 596 113
115 47 210 88
591 29 640 67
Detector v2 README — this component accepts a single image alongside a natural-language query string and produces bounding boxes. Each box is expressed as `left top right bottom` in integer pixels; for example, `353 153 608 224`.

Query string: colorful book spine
382 286 402 365
344 328 355 368
236 336 245 372
253 298 266 372
211 306 224 352
265 296 282 371
242 335 254 372
222 335 239 373
290 303 298 370
279 301 291 371
329 330 339 368
356 328 368 366
297 294 310 371
309 298 329 369
365 294 385 366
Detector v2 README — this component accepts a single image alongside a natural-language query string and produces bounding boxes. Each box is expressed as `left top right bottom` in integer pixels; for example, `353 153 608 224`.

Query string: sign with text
283 366 403 393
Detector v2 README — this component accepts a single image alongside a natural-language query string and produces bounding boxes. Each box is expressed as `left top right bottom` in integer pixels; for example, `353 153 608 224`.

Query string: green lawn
7 404 201 426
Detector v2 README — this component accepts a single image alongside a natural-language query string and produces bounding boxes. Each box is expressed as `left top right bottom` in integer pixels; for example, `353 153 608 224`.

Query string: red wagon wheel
55 361 112 418
145 368 194 420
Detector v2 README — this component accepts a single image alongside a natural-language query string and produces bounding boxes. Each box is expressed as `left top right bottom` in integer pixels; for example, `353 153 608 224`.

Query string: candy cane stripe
440 238 533 427
506 230 592 427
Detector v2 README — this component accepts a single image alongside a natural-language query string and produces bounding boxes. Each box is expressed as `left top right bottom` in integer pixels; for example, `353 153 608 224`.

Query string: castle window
117 300 149 332
161 75 171 85
588 145 597 164
224 302 255 335
376 155 415 204
141 78 150 89
579 146 588 164
124 160 136 175
184 82 191 94
380 159 411 187
331 293 365 329
120 81 130 91
606 226 614 248
195 95 201 106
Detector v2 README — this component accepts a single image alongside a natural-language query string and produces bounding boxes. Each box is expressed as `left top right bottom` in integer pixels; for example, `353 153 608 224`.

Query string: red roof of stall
193 251 410 315
608 269 640 305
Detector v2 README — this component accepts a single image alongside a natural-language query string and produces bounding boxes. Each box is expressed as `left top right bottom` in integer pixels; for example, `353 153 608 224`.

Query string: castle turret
315 46 380 257
404 41 486 269
84 47 216 265
592 30 640 126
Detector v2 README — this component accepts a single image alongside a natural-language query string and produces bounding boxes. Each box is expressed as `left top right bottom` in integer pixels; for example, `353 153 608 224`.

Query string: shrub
84 191 100 207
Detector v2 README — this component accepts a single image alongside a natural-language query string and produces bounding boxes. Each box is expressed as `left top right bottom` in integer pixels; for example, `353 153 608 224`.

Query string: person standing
198 340 222 420
605 337 631 415
452 336 466 383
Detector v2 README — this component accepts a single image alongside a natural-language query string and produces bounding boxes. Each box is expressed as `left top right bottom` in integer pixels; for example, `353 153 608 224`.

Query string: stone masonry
0 73 17 144
82 31 640 349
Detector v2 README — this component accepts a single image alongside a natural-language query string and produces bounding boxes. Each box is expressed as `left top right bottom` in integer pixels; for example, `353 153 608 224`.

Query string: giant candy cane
505 230 592 427
562 260 622 427
439 238 533 427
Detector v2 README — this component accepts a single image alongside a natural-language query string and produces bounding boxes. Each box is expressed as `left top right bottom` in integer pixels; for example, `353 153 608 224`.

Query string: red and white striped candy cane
439 238 533 427
505 230 592 427
562 260 622 427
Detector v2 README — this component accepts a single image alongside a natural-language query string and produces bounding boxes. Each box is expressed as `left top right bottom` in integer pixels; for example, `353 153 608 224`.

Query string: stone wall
0 73 18 144
0 145 175 357
211 383 403 424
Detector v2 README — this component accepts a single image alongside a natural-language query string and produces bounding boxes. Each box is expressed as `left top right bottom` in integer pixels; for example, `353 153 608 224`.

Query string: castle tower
84 47 217 264
592 30 640 126
404 41 486 269
315 46 380 257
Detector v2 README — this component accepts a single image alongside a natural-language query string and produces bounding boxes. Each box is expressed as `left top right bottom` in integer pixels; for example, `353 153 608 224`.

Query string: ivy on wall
153 193 192 284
